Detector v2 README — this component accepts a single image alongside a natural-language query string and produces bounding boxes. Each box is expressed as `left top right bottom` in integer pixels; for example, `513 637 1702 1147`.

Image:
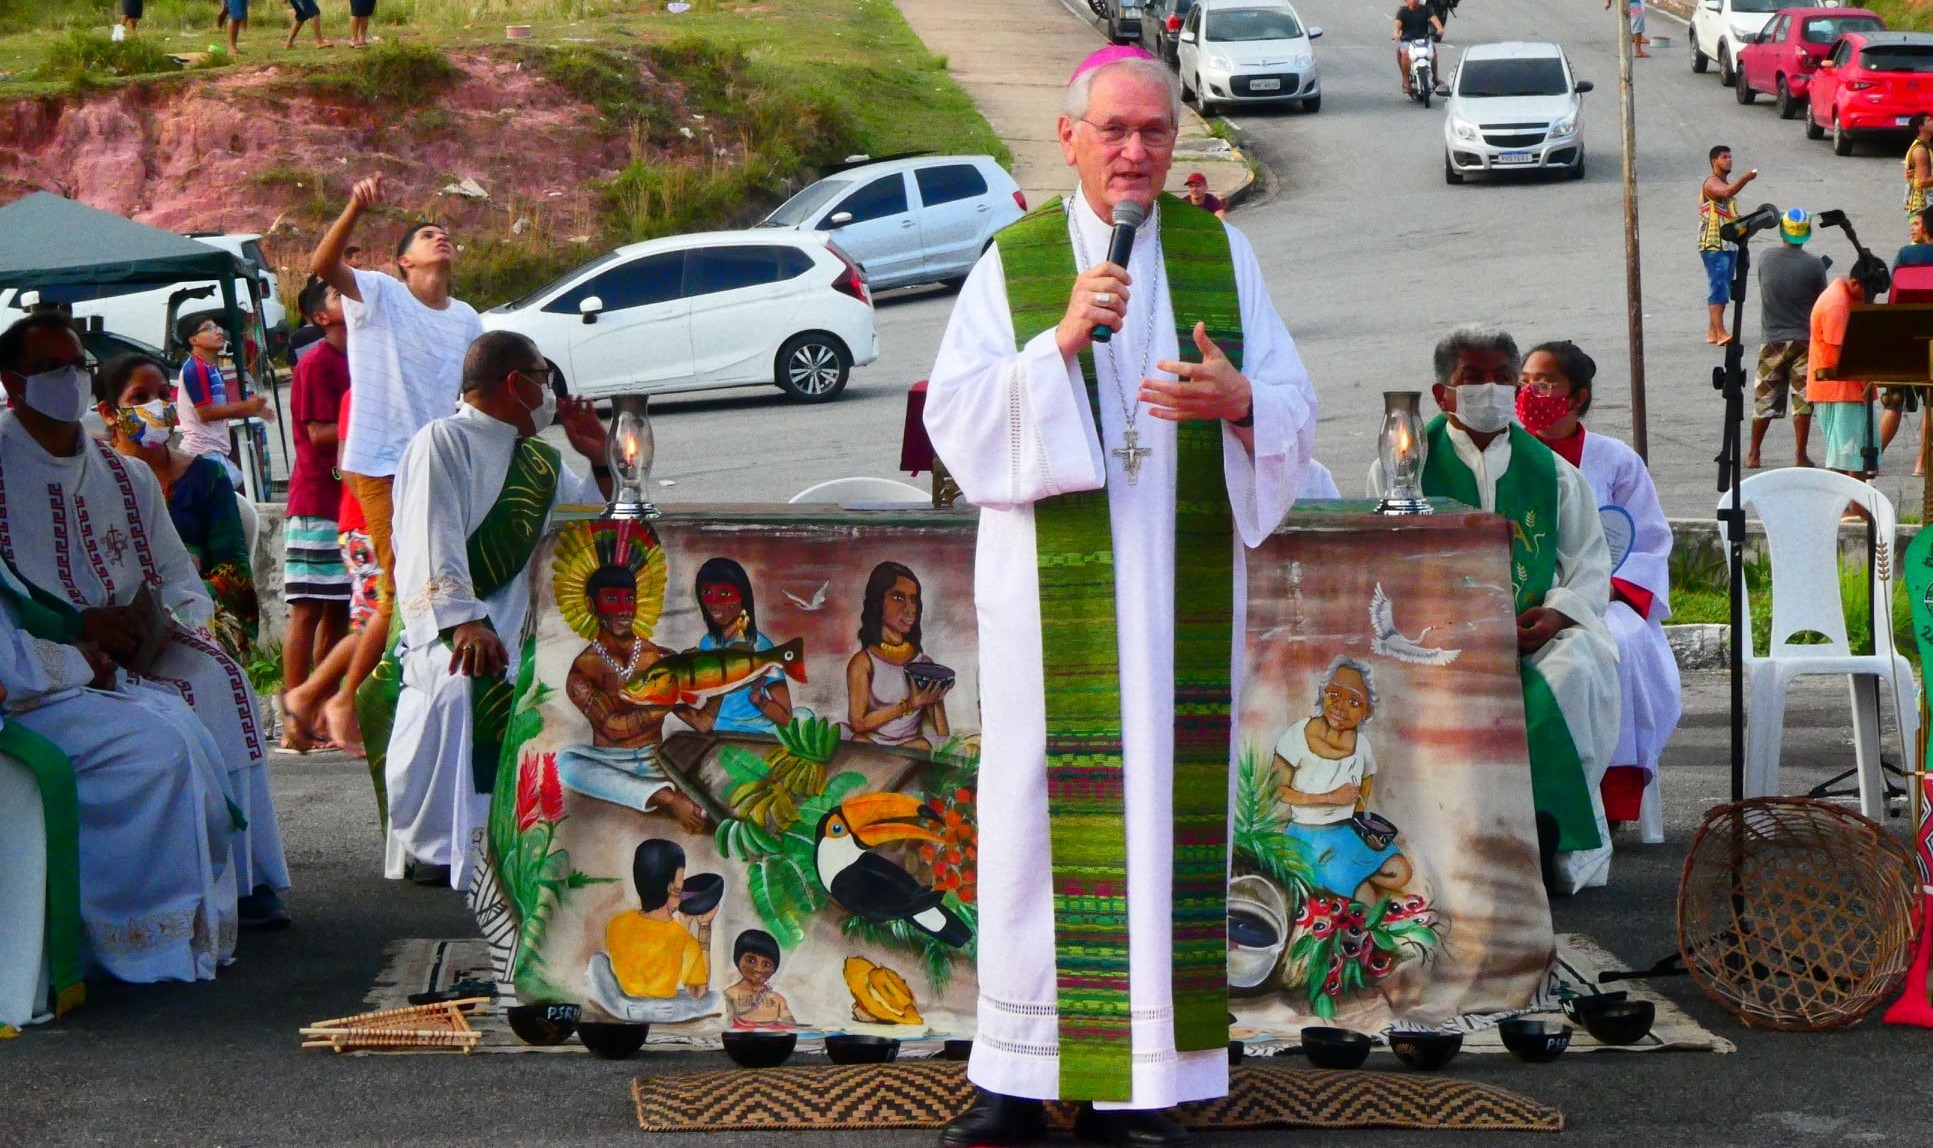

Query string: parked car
1105 0 1145 45
481 231 878 404
1736 7 1885 117
1805 30 1933 155
1442 41 1593 183
0 233 287 355
760 156 1024 292
1178 0 1323 116
1691 0 1785 87
1141 0 1200 65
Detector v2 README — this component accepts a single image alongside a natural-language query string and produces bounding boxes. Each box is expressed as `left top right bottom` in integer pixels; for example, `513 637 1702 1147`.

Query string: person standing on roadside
349 0 377 48
1700 145 1757 345
1181 172 1227 219
1605 0 1648 58
279 282 352 751
1906 115 1933 238
176 311 271 489
1807 254 1893 478
284 0 328 49
1748 208 1825 470
308 174 483 755
1392 0 1444 97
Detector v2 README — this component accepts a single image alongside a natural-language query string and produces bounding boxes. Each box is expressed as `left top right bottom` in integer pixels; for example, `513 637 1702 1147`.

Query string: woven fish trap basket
1678 797 1917 1031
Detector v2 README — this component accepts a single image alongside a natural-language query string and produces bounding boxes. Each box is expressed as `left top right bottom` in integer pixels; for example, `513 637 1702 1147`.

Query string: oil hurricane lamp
1375 390 1432 516
607 395 658 520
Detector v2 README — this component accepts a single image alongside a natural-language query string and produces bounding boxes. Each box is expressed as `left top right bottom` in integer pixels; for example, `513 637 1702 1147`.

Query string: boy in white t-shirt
175 310 270 487
305 172 485 764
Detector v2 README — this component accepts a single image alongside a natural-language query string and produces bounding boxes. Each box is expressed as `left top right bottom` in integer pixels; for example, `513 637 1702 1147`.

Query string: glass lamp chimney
1375 391 1432 516
607 395 657 520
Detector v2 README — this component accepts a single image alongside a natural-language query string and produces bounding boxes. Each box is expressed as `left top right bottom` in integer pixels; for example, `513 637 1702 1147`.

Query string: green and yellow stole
1420 416 1601 852
999 194 1239 1101
359 434 562 821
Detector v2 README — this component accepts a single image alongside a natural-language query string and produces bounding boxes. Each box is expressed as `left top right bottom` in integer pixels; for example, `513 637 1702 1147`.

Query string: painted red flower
1365 950 1395 978
515 752 543 833
537 753 565 822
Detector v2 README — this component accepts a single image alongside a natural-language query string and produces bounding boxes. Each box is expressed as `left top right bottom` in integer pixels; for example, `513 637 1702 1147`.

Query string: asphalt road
638 0 1927 519
9 1 1933 1143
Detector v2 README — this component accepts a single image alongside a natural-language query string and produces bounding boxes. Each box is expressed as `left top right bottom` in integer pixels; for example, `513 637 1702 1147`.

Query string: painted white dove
1369 583 1461 666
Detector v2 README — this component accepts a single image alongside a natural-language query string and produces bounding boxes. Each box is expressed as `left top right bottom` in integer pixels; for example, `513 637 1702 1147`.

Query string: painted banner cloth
475 505 1555 1042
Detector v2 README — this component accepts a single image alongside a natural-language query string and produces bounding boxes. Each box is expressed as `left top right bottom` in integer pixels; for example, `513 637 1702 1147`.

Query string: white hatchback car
1691 0 1782 88
1442 41 1593 183
482 231 879 404
759 156 1025 291
1177 0 1323 116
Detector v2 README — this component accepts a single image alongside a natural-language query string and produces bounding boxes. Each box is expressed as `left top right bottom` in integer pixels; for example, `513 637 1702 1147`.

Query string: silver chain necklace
1071 200 1163 485
596 633 644 678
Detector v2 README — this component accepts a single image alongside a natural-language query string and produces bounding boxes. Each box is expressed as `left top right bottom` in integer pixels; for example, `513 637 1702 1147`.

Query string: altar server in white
923 46 1316 1148
1515 341 1679 845
0 314 290 927
372 331 609 890
0 562 236 998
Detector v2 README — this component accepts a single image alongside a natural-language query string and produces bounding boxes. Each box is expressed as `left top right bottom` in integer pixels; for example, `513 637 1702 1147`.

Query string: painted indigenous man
359 331 610 890
1371 327 1620 893
923 45 1317 1148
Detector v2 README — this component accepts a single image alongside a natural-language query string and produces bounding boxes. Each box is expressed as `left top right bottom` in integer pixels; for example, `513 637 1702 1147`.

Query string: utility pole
1618 0 1649 461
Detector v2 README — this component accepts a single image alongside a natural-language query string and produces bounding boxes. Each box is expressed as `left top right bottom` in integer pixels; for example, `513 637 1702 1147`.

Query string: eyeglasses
1078 118 1179 150
517 365 558 387
1519 377 1569 396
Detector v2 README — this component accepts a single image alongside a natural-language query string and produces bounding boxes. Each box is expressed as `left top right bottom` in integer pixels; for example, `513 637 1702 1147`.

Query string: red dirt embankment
0 50 635 253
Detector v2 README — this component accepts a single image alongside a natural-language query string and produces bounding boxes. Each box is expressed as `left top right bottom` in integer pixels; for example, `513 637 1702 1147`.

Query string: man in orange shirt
1808 255 1892 477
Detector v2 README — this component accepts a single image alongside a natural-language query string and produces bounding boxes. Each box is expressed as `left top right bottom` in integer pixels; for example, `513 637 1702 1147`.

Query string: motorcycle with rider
1393 0 1447 104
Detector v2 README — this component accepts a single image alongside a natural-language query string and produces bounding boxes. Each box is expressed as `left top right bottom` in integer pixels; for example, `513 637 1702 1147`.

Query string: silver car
1442 41 1594 184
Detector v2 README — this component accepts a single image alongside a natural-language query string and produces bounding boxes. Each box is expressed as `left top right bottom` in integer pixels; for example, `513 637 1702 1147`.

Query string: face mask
1452 383 1516 434
522 375 557 435
22 365 87 422
1515 389 1573 437
117 399 178 448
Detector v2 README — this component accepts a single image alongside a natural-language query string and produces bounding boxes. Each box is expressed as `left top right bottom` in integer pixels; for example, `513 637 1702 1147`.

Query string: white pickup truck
1691 0 1789 88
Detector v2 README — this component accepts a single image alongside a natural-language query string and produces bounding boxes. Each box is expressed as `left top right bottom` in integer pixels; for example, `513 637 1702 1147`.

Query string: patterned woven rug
630 1061 1563 1133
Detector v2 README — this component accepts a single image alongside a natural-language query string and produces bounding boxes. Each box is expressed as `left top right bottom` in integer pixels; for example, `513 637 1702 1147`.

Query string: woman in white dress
845 562 952 750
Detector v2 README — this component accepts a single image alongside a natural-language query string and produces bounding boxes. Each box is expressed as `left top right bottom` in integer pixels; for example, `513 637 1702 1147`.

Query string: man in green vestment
1378 326 1620 895
924 44 1319 1148
374 331 612 891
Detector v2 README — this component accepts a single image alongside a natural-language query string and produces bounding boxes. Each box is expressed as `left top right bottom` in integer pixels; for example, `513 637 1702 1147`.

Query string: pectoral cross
1112 427 1151 486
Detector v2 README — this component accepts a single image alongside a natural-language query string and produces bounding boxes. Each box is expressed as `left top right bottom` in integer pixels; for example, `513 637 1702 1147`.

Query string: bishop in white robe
924 51 1315 1141
0 517 235 1000
380 333 606 890
0 317 287 913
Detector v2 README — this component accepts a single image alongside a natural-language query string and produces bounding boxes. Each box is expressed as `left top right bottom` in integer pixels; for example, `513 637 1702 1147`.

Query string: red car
1736 7 1883 119
1806 30 1933 155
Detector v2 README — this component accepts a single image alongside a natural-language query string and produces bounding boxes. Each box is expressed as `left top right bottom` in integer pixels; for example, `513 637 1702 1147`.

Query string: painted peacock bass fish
621 638 807 707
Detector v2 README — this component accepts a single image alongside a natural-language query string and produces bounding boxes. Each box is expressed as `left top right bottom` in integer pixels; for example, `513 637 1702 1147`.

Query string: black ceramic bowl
1351 811 1401 851
505 1002 580 1046
722 1030 798 1068
1387 1030 1463 1071
942 1039 974 1062
577 1021 650 1059
903 662 957 690
679 873 726 916
825 1034 900 1064
1579 1001 1655 1046
1498 1019 1571 1063
1299 1026 1373 1070
1560 991 1629 1023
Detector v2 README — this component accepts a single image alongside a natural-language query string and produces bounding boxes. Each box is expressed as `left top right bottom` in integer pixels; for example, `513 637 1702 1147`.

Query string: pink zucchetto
1069 44 1158 85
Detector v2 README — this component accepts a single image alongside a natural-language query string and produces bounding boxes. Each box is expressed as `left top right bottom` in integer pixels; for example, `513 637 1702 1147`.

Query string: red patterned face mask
1515 389 1574 436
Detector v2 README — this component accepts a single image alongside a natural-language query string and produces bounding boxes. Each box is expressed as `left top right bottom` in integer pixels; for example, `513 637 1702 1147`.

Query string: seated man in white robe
1515 340 1680 844
0 558 235 1007
362 330 610 890
1369 327 1620 893
0 314 290 928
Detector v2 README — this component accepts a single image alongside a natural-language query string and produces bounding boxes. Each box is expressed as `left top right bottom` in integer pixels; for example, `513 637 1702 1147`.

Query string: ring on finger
1095 291 1114 305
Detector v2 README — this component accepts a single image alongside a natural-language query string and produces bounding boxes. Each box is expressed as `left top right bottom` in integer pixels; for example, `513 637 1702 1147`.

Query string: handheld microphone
1719 202 1781 245
1090 200 1148 344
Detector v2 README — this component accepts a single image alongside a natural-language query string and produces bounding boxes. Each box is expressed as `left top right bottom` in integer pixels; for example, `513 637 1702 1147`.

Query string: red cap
1184 172 1207 186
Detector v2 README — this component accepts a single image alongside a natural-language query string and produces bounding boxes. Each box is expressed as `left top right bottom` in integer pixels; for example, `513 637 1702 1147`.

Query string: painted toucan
815 791 971 947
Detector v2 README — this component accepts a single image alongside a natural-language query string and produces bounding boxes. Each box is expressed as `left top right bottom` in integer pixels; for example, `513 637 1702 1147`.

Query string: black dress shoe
937 1089 1048 1147
1072 1105 1194 1148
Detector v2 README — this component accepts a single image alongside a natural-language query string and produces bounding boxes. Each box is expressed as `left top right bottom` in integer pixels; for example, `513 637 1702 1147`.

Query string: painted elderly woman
1272 657 1413 904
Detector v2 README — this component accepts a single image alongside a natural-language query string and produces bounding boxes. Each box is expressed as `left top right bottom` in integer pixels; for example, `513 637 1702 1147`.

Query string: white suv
481 230 878 404
760 156 1025 291
1691 0 1783 87
0 233 287 354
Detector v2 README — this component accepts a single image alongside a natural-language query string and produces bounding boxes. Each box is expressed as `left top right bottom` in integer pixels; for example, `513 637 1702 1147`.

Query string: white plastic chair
234 493 259 561
1719 470 1917 820
0 749 52 1030
788 477 930 505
